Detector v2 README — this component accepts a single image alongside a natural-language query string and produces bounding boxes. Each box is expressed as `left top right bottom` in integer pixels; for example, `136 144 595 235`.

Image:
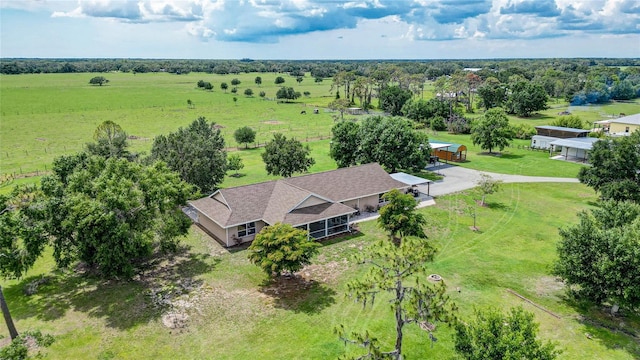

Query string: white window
237 222 256 237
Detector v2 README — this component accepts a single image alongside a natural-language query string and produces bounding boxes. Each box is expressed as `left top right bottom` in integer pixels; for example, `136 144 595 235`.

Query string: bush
429 116 447 131
512 123 536 139
0 330 55 360
447 114 473 134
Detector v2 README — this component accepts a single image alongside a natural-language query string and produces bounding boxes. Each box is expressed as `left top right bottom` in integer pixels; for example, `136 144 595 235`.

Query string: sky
1 0 639 60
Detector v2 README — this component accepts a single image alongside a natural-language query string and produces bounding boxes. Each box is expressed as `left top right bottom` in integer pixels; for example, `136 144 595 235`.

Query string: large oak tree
262 133 315 178
149 117 227 195
470 107 514 154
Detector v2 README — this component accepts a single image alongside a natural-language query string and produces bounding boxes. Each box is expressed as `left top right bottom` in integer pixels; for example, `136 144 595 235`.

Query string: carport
390 172 432 196
549 137 599 162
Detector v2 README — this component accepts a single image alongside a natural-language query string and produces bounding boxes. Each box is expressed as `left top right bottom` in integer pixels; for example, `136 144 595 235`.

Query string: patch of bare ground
262 120 283 125
199 286 274 325
127 135 150 141
299 260 349 284
535 276 565 297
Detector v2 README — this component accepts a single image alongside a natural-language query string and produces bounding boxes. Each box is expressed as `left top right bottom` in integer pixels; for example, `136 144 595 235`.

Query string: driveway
424 164 580 197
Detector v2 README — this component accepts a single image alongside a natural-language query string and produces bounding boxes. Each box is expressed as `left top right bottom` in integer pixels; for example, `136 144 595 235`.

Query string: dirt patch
298 260 349 284
35 137 47 141
212 124 225 129
534 276 565 297
127 135 150 141
262 120 283 125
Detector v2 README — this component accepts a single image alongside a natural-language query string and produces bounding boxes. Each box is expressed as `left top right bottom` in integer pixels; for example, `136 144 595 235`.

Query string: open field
2 72 639 181
0 72 340 176
2 183 639 359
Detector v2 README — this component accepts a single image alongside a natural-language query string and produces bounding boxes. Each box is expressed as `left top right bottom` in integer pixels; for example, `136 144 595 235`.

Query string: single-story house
531 126 590 150
429 140 467 162
188 163 408 247
607 113 640 136
549 137 599 162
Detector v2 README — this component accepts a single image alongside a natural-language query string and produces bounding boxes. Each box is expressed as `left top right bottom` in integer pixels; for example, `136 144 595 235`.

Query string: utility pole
0 286 18 340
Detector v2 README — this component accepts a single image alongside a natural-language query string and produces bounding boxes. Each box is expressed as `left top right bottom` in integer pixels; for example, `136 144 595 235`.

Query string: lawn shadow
259 275 337 314
499 153 525 160
475 152 524 160
4 246 219 330
486 202 509 211
560 293 640 357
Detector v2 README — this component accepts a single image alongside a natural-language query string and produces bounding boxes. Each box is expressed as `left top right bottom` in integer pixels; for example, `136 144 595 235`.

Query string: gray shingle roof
189 163 406 228
610 113 640 126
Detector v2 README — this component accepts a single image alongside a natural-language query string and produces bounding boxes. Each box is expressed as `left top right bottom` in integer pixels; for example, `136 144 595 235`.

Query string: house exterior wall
341 194 384 212
228 220 267 246
609 122 639 135
196 212 228 245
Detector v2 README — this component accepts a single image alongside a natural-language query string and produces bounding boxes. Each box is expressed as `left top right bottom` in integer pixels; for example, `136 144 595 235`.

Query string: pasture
2 183 639 359
3 71 639 182
0 72 338 177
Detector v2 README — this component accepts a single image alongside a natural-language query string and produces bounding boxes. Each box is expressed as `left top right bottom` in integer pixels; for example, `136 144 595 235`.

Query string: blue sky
1 0 639 59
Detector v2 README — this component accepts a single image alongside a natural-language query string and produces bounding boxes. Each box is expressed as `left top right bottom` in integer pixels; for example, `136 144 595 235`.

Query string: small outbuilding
531 126 590 150
429 140 467 162
549 137 599 162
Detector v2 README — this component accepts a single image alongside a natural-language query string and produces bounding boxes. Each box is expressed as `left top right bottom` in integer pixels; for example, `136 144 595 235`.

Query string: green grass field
3 183 639 359
0 72 340 177
1 72 640 359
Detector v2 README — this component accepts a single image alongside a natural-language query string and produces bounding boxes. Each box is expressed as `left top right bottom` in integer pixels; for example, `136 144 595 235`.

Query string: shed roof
535 126 590 134
390 172 432 186
549 137 599 150
429 140 465 153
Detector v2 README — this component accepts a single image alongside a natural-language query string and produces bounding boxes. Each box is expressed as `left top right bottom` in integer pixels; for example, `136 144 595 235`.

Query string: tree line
4 58 640 106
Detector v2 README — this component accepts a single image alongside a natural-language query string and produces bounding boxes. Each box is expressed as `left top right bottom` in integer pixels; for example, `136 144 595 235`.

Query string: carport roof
549 137 599 150
390 172 432 186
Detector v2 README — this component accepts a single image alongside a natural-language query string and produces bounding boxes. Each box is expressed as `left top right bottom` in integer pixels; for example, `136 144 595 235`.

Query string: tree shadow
258 275 336 314
499 153 525 160
4 247 219 330
560 293 640 357
486 202 509 211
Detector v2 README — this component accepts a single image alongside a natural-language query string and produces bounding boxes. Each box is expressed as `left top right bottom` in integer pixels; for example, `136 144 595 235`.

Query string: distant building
531 126 590 150
607 113 640 136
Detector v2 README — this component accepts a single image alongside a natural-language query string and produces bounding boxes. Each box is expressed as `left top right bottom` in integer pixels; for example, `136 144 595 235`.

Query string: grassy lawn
2 183 639 359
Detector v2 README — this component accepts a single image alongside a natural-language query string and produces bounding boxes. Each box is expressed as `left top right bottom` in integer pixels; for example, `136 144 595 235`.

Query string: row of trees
7 58 639 109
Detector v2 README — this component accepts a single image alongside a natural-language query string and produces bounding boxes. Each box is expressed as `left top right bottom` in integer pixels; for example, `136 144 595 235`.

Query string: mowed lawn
2 182 639 359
